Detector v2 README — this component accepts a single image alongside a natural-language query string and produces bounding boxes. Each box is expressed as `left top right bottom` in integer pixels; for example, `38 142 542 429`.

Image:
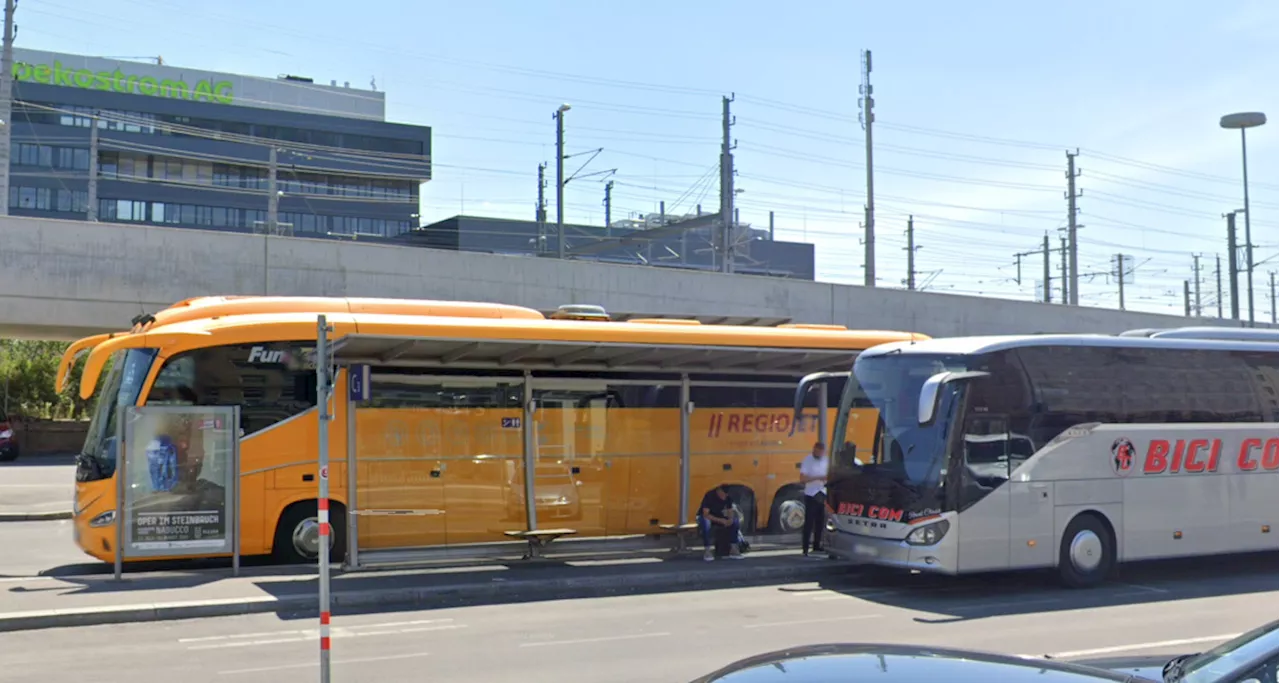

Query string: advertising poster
122 407 237 556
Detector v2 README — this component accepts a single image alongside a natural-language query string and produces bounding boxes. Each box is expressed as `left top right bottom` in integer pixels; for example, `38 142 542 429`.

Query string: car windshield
1177 622 1279 683
848 352 969 487
77 348 157 480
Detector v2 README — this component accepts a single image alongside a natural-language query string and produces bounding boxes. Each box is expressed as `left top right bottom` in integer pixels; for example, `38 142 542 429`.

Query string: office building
6 49 430 237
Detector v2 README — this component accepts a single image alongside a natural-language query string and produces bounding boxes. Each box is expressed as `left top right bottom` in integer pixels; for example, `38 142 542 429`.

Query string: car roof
690 644 1146 682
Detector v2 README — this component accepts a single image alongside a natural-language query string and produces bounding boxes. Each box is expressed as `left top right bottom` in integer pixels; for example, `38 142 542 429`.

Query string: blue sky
17 0 1280 317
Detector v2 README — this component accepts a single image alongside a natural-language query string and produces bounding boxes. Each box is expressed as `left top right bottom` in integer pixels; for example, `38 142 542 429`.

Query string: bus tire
273 500 347 565
768 486 806 534
1057 513 1114 589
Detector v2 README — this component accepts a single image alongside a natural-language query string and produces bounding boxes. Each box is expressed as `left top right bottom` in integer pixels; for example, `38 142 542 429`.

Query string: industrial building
399 213 817 280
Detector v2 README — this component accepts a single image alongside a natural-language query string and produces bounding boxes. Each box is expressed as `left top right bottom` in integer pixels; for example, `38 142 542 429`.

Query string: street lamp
1220 111 1266 326
554 104 571 259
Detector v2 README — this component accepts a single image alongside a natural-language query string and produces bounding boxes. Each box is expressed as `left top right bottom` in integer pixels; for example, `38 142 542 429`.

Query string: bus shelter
327 333 853 569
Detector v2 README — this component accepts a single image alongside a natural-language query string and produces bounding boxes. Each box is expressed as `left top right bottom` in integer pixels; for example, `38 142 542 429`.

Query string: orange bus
61 296 925 564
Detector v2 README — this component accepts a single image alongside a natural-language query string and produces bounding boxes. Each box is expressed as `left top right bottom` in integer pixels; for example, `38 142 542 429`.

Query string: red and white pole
316 316 333 683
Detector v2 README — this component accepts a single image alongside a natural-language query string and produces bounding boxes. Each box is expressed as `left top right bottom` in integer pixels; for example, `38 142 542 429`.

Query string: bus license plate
853 543 879 557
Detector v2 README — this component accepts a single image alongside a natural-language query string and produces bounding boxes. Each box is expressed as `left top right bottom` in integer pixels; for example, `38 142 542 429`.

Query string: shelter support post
817 382 829 447
679 374 692 524
345 369 360 570
522 371 537 532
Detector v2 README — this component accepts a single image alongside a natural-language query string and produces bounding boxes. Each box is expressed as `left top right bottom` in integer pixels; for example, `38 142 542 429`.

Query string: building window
55 189 89 213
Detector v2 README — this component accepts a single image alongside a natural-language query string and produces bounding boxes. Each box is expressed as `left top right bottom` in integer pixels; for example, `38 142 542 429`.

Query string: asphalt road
0 455 75 516
0 556 1273 683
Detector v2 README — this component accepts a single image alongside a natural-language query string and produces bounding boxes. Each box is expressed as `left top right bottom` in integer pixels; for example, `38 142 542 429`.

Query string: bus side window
150 344 319 437
960 416 1009 509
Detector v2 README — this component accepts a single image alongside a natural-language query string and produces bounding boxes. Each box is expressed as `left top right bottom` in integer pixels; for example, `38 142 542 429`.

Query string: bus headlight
905 520 949 546
89 510 116 527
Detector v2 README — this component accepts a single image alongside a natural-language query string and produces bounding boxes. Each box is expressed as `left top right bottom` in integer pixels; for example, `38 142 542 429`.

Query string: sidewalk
0 537 852 633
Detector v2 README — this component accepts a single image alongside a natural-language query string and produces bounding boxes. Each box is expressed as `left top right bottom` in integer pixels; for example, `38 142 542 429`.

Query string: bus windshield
831 352 969 492
76 348 157 481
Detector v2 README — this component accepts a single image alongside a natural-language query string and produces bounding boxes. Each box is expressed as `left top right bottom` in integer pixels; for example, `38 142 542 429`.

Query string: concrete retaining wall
0 215 1256 340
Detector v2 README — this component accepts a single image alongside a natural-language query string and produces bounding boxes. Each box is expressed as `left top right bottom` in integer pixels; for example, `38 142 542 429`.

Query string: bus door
955 414 1012 572
529 381 621 536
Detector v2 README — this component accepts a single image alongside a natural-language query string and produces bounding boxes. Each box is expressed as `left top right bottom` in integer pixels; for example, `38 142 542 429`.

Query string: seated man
697 485 744 562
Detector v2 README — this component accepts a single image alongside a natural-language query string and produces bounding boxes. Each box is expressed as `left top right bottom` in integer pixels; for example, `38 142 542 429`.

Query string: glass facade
6 88 430 240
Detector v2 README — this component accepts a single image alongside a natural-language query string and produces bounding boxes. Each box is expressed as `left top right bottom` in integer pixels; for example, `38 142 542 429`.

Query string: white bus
797 328 1279 587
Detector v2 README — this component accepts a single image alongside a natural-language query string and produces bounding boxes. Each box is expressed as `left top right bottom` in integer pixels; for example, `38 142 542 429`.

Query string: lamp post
554 103 570 259
1220 111 1266 327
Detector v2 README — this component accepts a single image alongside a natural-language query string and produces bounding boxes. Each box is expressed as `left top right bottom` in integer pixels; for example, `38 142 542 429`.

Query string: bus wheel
273 501 347 565
1057 514 1114 589
768 487 806 534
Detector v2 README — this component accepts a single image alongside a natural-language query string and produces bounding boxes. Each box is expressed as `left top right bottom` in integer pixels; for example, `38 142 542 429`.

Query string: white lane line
179 619 454 643
185 623 466 650
1118 582 1171 594
811 592 895 601
219 652 430 675
742 614 882 629
1026 634 1236 659
0 483 70 488
518 632 670 648
937 597 1065 612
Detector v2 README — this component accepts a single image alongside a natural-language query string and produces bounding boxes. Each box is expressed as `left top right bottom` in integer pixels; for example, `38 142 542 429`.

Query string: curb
0 510 73 522
0 560 850 633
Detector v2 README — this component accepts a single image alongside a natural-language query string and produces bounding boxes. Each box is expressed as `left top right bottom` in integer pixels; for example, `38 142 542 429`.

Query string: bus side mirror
918 372 949 426
792 370 851 423
918 370 992 425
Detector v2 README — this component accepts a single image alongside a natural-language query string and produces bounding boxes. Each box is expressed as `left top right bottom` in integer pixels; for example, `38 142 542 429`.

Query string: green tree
0 340 93 420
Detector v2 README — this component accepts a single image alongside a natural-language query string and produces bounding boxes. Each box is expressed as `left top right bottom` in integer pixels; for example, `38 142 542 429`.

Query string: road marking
1118 582 1170 594
742 614 882 629
183 620 464 650
937 596 1065 612
0 484 70 488
1028 634 1236 659
518 632 670 648
219 652 431 675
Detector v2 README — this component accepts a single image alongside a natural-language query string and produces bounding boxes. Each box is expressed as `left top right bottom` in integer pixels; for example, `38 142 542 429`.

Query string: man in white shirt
798 442 829 557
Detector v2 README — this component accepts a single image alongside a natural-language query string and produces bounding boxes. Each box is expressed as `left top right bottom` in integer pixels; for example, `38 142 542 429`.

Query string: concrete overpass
0 215 1257 340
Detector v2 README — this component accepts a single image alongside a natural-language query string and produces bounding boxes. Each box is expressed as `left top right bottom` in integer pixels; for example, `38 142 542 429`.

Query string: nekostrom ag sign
12 59 234 104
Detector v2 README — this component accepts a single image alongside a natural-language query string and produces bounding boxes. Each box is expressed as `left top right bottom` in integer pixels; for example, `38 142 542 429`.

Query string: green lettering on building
12 60 235 105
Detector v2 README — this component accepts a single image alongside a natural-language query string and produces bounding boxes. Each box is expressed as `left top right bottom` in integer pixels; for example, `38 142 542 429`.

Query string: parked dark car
688 643 1155 682
0 409 18 461
1077 620 1278 683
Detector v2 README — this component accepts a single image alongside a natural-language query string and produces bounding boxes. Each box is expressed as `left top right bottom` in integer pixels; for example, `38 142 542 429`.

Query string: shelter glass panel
531 379 681 536
354 375 525 549
688 383 826 535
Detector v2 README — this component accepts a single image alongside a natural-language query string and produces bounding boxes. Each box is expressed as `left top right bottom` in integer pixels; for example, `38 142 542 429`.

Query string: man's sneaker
728 545 745 560
703 548 715 562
